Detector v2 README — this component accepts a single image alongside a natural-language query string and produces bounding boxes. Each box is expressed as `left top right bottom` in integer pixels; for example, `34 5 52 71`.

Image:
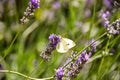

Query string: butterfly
56 38 76 53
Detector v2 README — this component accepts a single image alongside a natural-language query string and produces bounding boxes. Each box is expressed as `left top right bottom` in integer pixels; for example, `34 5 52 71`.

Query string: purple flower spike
55 67 64 80
20 0 40 24
49 34 61 47
106 18 120 35
30 0 40 8
40 34 61 61
100 10 111 28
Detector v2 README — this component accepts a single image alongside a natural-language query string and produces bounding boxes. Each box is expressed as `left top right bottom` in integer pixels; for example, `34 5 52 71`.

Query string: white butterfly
56 38 76 53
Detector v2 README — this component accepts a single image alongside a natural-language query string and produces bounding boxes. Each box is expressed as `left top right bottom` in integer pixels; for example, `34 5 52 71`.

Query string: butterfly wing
56 38 69 53
56 38 76 53
62 38 76 49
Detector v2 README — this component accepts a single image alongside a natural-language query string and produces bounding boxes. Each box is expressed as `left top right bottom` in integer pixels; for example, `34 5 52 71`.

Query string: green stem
27 60 44 78
97 57 104 79
4 31 20 56
18 20 40 54
0 70 53 80
0 25 22 63
88 0 96 38
86 54 102 64
97 37 110 79
63 32 107 68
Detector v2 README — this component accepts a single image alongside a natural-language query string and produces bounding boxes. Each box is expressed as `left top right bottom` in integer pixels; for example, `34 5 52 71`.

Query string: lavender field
0 0 120 80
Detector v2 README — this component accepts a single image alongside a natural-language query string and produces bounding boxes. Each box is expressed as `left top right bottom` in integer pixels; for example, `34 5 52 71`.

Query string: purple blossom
57 42 95 79
40 34 61 61
85 39 97 53
79 50 91 62
104 20 110 27
20 0 40 24
68 67 76 78
100 10 111 27
75 58 81 65
30 0 40 8
84 9 91 18
65 50 92 79
89 39 96 46
89 39 98 52
54 38 99 79
64 58 72 66
86 0 93 5
55 67 64 80
101 11 111 19
52 1 61 9
49 34 61 47
105 18 120 35
104 0 112 8
33 60 38 67
113 30 119 34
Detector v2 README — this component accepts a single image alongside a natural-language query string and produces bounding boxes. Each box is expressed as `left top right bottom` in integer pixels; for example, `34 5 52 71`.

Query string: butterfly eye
67 43 70 45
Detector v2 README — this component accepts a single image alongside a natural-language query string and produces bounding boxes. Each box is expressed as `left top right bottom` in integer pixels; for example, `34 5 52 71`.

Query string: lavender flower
104 20 110 27
85 39 98 53
55 67 64 80
56 50 93 79
101 11 111 19
104 0 120 8
55 39 97 79
100 10 120 35
88 39 98 52
40 34 61 61
84 9 91 18
20 0 40 24
49 34 61 47
104 21 110 28
66 51 92 79
52 1 61 9
30 0 40 8
106 18 120 35
100 10 111 27
104 0 112 8
79 50 91 61
86 0 93 5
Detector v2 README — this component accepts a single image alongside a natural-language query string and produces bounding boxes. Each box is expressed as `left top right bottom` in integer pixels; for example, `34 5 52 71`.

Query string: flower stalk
63 32 107 68
0 70 53 80
20 0 40 24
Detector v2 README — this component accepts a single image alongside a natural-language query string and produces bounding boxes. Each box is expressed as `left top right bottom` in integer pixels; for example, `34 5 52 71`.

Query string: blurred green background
0 0 120 80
